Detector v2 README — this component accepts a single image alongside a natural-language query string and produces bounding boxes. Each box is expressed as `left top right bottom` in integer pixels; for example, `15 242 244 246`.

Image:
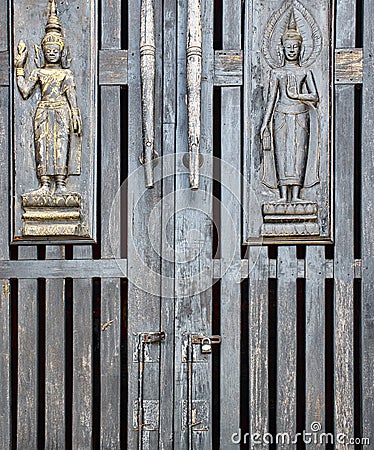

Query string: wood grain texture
17 247 39 450
98 48 244 88
305 246 325 444
248 247 269 449
0 278 10 450
100 278 121 448
100 1 122 448
214 50 243 86
45 246 66 449
219 1 242 447
174 0 214 447
158 0 177 447
0 9 10 439
0 258 127 278
72 246 93 450
277 246 297 448
127 0 162 448
99 50 128 85
361 0 374 442
0 51 9 85
334 2 356 444
335 48 363 84
334 84 355 448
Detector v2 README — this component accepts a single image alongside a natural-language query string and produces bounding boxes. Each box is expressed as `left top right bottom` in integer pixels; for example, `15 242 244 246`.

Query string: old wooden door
0 0 373 449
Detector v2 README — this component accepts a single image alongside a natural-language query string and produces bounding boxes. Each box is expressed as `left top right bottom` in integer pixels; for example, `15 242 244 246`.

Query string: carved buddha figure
261 10 319 203
14 0 81 195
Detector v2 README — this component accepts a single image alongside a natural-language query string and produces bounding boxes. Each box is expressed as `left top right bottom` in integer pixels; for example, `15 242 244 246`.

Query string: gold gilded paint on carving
15 0 84 237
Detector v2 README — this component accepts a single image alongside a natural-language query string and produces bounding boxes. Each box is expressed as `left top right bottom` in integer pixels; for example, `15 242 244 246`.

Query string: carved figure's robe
262 70 320 190
29 68 81 177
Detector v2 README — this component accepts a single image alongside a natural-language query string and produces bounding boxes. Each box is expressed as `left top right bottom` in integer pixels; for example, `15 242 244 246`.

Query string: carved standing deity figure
14 0 82 195
261 10 319 203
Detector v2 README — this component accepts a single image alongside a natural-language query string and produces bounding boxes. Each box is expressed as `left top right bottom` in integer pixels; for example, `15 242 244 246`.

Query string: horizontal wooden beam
335 48 363 84
1 48 367 88
214 49 243 86
1 48 244 87
0 257 361 279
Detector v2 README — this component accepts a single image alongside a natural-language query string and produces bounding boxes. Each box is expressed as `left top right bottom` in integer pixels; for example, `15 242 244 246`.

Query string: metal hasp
140 0 158 189
186 0 202 189
184 334 221 448
135 331 165 450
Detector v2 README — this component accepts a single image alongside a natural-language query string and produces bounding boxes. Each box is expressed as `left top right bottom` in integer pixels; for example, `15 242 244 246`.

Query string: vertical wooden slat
17 247 38 450
0 0 10 446
127 0 162 448
100 1 122 447
277 246 297 448
220 0 242 446
0 277 10 450
159 0 177 447
45 245 66 448
305 246 325 441
72 246 93 449
248 247 269 448
334 1 356 444
361 0 374 442
174 0 214 447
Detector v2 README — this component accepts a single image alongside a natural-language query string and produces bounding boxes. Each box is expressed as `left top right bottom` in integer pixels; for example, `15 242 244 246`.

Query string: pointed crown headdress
41 0 65 49
281 9 303 45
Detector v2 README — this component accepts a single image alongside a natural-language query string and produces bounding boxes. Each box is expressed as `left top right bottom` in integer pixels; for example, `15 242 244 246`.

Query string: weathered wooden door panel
0 0 373 449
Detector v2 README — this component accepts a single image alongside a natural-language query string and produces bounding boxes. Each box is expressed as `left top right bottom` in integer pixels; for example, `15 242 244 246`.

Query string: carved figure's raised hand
286 74 299 100
15 40 28 68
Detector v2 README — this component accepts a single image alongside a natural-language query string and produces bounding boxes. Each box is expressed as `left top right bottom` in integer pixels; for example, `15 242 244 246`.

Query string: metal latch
141 331 165 343
133 331 165 362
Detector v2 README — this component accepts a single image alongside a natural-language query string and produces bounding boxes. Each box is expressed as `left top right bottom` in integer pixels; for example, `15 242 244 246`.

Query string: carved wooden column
140 0 157 189
186 0 202 190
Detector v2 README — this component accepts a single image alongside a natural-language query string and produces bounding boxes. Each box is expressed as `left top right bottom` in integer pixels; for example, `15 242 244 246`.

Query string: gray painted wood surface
0 1 372 449
72 245 93 449
305 246 325 444
174 0 214 447
0 0 10 444
100 1 122 447
277 246 297 448
127 0 162 448
159 0 177 448
334 1 356 445
361 0 374 443
45 245 66 448
219 0 242 447
248 247 269 449
17 246 39 449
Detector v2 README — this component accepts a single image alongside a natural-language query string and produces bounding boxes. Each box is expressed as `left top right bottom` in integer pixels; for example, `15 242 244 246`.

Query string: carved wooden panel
11 0 97 243
244 0 332 244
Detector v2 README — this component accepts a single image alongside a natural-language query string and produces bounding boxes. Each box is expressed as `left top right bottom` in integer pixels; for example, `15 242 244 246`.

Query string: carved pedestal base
261 201 320 237
22 192 85 237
